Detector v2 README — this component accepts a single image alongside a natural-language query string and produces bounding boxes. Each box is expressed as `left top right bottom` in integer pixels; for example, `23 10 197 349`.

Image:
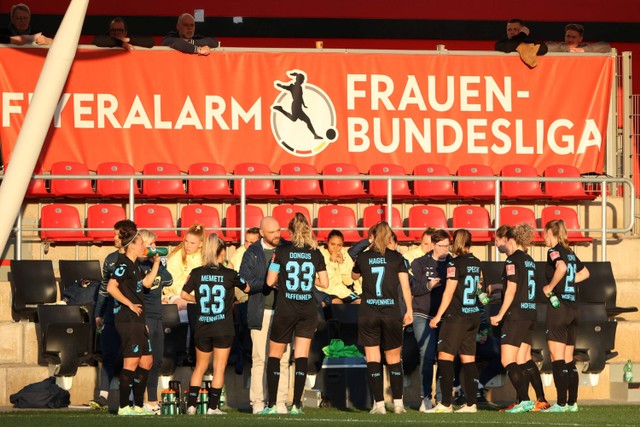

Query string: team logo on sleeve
506 264 516 276
447 267 456 278
114 265 126 277
549 251 560 261
271 70 338 156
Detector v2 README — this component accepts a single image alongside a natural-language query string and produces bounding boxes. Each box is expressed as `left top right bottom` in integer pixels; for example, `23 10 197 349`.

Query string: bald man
161 13 219 55
239 217 291 414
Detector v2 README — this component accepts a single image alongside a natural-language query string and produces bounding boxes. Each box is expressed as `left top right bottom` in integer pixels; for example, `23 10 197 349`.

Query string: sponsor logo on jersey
447 267 456 278
506 264 516 276
549 250 560 261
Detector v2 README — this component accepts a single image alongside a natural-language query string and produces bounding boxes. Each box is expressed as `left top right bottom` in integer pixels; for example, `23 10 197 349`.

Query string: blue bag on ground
10 377 70 408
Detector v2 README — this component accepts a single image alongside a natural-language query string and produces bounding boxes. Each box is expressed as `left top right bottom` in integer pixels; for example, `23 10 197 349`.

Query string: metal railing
4 172 634 261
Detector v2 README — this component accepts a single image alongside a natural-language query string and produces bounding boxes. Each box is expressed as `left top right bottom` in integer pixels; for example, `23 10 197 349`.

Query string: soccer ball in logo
271 70 338 157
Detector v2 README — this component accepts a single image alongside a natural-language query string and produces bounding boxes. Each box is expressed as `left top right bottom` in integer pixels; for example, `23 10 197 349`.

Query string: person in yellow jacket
318 230 361 304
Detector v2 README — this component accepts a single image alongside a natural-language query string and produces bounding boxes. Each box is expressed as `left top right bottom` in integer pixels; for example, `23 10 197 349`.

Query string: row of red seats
40 203 592 244
25 161 596 201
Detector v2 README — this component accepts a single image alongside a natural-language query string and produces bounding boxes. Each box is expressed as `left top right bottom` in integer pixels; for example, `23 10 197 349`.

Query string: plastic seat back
187 163 233 199
322 163 366 199
540 206 593 243
95 162 140 198
452 205 492 243
543 164 593 200
413 164 456 200
501 164 545 200
87 204 126 241
40 204 91 242
233 163 277 198
180 204 222 236
457 164 495 200
316 205 360 242
134 204 181 242
407 205 448 240
10 260 58 321
225 204 265 242
362 205 409 241
368 164 411 199
498 206 543 243
49 161 94 198
141 162 185 198
279 163 323 198
272 204 312 240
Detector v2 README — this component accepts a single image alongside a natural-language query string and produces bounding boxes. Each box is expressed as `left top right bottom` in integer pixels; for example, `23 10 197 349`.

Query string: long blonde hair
202 233 226 267
288 212 316 249
170 223 206 266
545 219 570 249
371 222 393 255
452 229 472 256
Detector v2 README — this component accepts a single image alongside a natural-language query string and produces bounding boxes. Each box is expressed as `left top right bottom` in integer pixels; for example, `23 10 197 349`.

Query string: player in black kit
428 229 483 413
542 220 590 413
352 222 413 415
106 222 161 416
261 213 329 415
181 233 250 415
491 224 549 413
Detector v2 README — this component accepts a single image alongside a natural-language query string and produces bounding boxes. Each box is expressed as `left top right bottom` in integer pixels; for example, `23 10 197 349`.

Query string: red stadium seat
95 162 140 198
141 162 185 198
500 164 545 200
40 204 91 242
272 204 312 239
452 205 492 243
26 167 49 198
134 204 180 242
543 165 595 200
279 163 323 198
87 204 126 241
180 204 222 236
49 161 94 198
368 164 412 200
225 204 264 242
316 204 361 242
412 164 456 200
362 205 409 241
322 163 366 199
540 206 593 243
187 163 234 199
457 164 496 200
498 206 543 243
233 163 277 198
407 205 449 240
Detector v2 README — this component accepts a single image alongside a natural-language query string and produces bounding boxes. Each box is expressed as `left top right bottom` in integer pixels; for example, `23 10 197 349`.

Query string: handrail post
494 178 500 260
129 177 135 219
16 209 22 260
386 178 393 224
240 178 246 245
601 179 607 261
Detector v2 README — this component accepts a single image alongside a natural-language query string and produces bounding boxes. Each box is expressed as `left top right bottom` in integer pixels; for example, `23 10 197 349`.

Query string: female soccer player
165 223 206 314
261 213 329 415
491 224 549 413
352 222 413 415
137 229 173 413
181 233 249 415
106 223 161 416
319 229 361 304
542 219 590 413
428 229 483 413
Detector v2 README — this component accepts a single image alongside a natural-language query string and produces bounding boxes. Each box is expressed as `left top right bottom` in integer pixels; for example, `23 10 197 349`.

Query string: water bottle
146 247 168 257
196 388 208 414
219 385 226 409
476 287 490 305
548 291 560 309
624 360 633 383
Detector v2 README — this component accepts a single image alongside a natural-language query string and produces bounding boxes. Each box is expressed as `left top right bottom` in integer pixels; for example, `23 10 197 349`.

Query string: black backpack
62 279 100 305
10 377 70 409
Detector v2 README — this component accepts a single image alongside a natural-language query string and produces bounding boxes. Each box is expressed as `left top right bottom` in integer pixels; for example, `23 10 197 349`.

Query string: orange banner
0 47 613 174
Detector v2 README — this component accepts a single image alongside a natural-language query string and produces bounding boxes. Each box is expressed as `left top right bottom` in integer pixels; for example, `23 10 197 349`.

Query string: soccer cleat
207 408 227 415
369 401 387 414
543 403 568 413
499 403 516 412
186 406 197 415
290 405 304 415
531 399 551 412
567 403 579 412
424 402 453 413
505 400 534 413
259 406 277 415
133 405 155 416
117 406 139 416
89 396 108 410
394 404 406 414
276 403 289 414
456 404 478 413
419 399 433 412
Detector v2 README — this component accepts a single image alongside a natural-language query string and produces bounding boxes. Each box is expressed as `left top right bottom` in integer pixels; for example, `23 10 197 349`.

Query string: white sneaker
252 403 265 415
419 399 433 412
143 403 161 415
207 408 227 415
456 404 477 413
370 401 387 414
394 404 406 414
276 403 288 414
186 406 196 415
424 402 453 413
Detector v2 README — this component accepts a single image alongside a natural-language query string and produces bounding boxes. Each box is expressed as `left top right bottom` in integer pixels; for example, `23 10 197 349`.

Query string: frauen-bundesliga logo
270 69 338 157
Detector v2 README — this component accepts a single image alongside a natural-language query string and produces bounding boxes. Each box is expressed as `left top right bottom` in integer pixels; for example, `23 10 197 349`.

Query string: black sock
506 362 529 402
119 369 135 408
208 387 222 410
461 362 479 406
438 360 454 406
293 358 308 407
266 357 281 408
187 385 200 408
523 360 546 401
566 361 579 405
388 362 403 400
133 367 149 407
366 362 384 403
552 360 568 406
